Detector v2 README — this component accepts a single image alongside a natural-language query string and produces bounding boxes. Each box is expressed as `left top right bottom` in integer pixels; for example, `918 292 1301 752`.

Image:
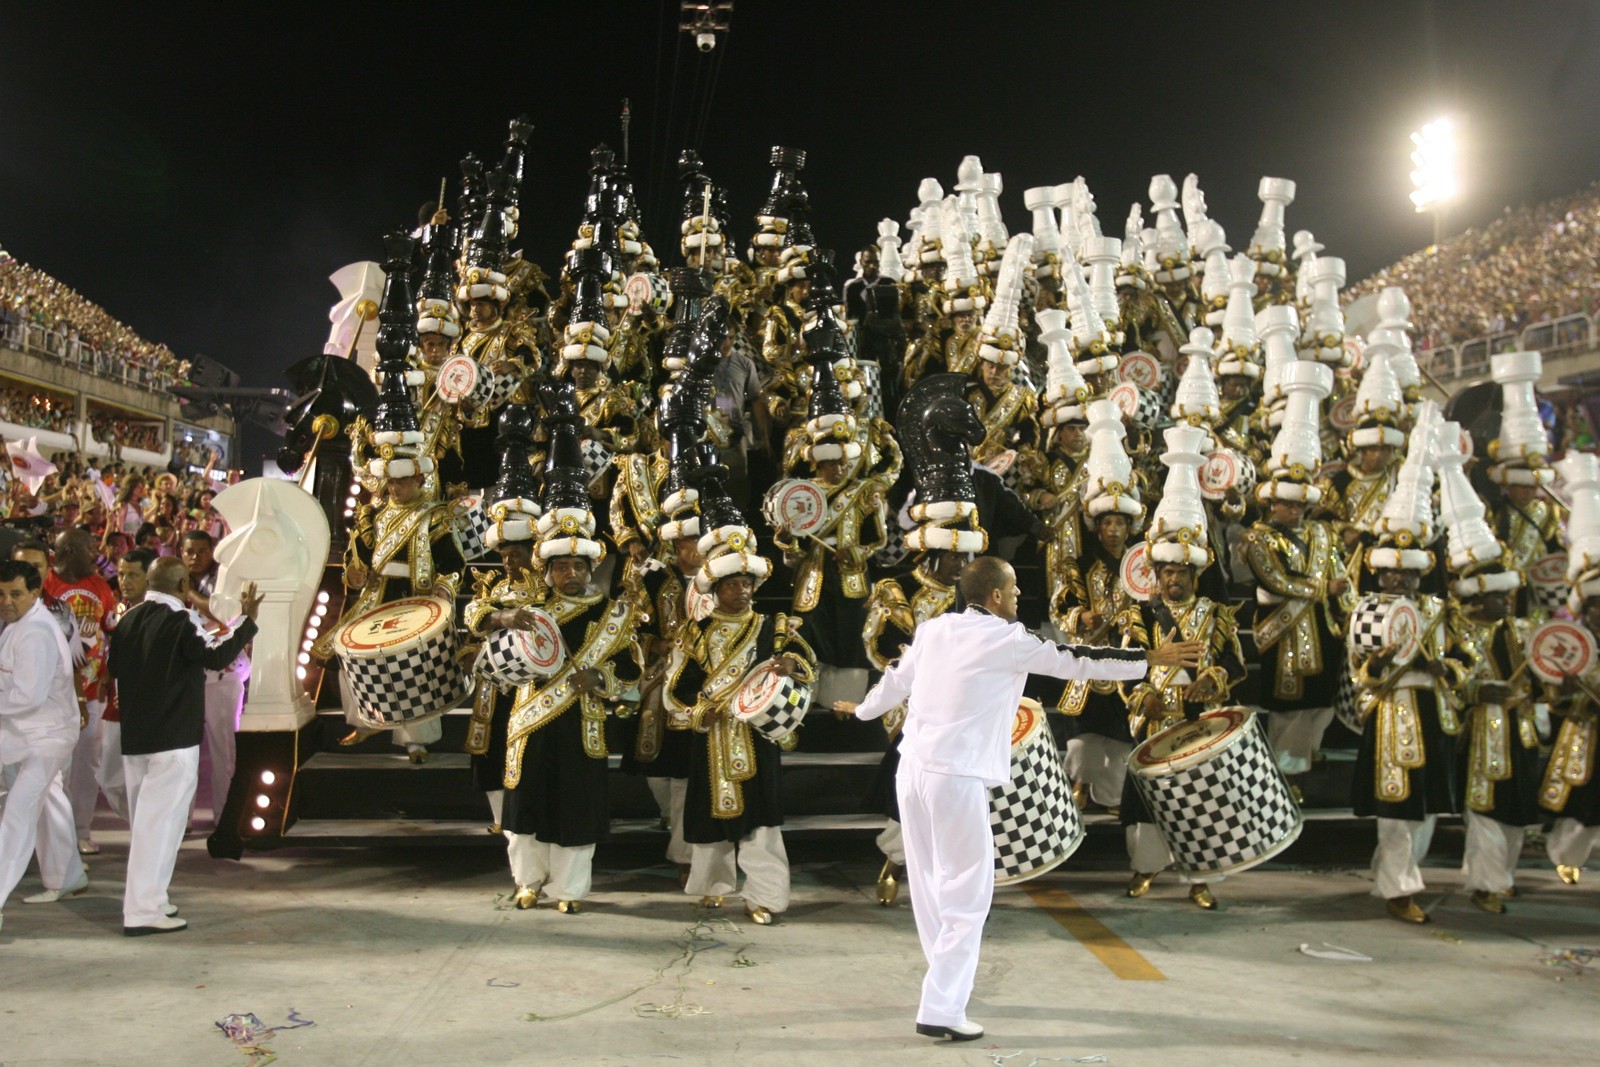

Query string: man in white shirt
840 557 1202 1042
0 559 87 934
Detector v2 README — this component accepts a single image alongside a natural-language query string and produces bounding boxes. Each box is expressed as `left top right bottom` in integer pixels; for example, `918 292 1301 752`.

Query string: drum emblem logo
1529 621 1597 684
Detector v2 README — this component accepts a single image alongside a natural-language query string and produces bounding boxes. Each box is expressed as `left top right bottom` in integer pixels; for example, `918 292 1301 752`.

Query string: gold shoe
512 886 540 910
407 747 429 765
339 728 379 747
1127 871 1157 898
699 895 724 908
1103 806 1120 818
556 900 582 914
876 860 901 906
1287 781 1305 805
1499 886 1519 899
1188 884 1217 910
744 905 776 925
1071 782 1090 810
1386 896 1430 924
1557 864 1582 885
1470 890 1505 914
487 823 502 835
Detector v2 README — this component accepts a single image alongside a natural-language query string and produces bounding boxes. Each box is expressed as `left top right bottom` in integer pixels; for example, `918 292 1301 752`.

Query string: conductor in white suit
840 557 1202 1041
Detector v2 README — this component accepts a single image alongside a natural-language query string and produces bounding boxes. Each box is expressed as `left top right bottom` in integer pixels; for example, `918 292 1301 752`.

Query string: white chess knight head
1489 350 1553 484
1181 173 1209 240
1172 327 1222 428
1039 308 1091 426
1065 260 1117 375
1148 424 1212 567
1257 304 1302 407
1558 451 1600 581
1374 400 1441 547
876 219 905 283
1024 186 1063 262
1292 230 1323 306
1071 177 1102 251
1251 176 1297 258
1081 398 1143 520
978 234 1034 366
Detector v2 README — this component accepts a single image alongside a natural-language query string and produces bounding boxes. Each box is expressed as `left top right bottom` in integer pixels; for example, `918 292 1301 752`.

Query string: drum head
1530 552 1568 589
1118 351 1164 391
1120 541 1157 602
686 586 715 622
510 610 566 673
335 597 453 659
436 355 481 404
764 479 827 536
1381 599 1422 666
624 272 656 313
981 449 1018 477
1109 381 1153 426
1529 621 1598 685
1011 697 1045 750
733 664 786 720
1329 394 1358 432
1200 450 1243 500
1131 707 1252 775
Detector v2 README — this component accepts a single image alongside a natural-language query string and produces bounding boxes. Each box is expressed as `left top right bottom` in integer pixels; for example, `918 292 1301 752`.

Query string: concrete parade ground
1 818 1597 1067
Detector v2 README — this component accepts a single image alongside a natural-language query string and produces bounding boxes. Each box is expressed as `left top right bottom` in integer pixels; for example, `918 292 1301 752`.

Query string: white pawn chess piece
1039 309 1090 427
1195 219 1232 326
1081 398 1141 519
939 197 980 293
1250 177 1297 276
954 155 984 228
1292 230 1324 309
974 171 1007 258
1148 424 1213 566
877 219 905 284
1300 253 1348 365
1148 174 1189 280
1025 185 1064 274
1172 327 1222 429
210 477 331 730
1217 254 1262 377
915 178 944 265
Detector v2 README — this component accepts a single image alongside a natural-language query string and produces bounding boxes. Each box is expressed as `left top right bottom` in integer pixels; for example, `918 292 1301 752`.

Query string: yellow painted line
1024 885 1167 981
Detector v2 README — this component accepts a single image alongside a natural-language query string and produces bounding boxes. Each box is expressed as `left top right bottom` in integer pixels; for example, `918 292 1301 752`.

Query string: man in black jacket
107 558 260 935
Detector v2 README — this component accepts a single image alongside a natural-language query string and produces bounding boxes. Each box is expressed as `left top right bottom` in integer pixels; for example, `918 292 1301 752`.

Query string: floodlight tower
1409 117 1459 248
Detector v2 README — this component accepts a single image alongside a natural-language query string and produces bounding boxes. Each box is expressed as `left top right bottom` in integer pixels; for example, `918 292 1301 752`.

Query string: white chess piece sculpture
1181 173 1209 247
877 219 906 284
1083 235 1122 336
1250 177 1297 276
1026 185 1064 276
1196 219 1232 325
322 261 384 369
210 478 332 730
1300 253 1348 365
1149 175 1189 279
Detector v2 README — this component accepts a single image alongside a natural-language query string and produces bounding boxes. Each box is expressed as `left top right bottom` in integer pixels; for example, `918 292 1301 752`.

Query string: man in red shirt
44 530 117 854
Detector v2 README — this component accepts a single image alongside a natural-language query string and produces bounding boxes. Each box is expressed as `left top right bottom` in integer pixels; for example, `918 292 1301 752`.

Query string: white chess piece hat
977 234 1034 366
1080 398 1144 522
1147 424 1213 567
1257 360 1332 504
1558 451 1600 597
1435 420 1520 596
1171 327 1222 429
1039 309 1091 427
1367 401 1441 571
1216 254 1263 379
1488 349 1554 485
1348 348 1407 449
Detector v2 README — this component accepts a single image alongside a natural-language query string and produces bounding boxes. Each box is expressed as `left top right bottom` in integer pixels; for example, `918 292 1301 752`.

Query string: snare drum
579 438 613 487
763 478 828 537
1128 707 1302 876
859 360 884 420
1527 620 1598 685
730 662 812 742
1528 552 1568 617
452 493 491 561
437 354 516 410
1118 351 1167 394
334 597 472 729
990 697 1085 885
1199 448 1257 502
1347 595 1421 668
1119 540 1157 602
475 609 567 688
1109 381 1163 429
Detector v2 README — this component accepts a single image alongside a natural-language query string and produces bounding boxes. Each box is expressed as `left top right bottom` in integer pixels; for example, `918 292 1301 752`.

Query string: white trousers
662 779 691 865
1547 817 1600 870
202 669 247 818
124 747 199 926
339 671 443 748
1370 815 1436 899
1461 810 1526 894
66 698 106 838
647 776 672 818
898 761 991 1029
877 819 905 865
1267 706 1336 776
1065 735 1131 807
1124 824 1219 885
506 833 594 901
97 720 128 821
485 789 504 827
684 825 790 911
0 750 83 910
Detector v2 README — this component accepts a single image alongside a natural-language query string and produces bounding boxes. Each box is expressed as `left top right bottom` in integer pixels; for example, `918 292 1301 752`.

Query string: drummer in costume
845 556 1199 1042
557 248 639 494
322 233 467 762
1313 348 1403 558
1120 425 1246 910
861 372 988 906
619 299 730 879
1539 452 1600 886
1246 360 1350 793
1055 400 1146 812
1482 351 1564 620
500 381 642 914
1035 308 1093 621
1436 427 1540 912
665 473 817 925
754 148 814 444
461 405 543 837
1348 406 1469 924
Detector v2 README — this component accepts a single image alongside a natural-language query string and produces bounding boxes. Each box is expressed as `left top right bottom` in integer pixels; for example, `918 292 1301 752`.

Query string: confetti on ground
986 1052 1108 1066
1432 930 1463 944
487 978 521 988
1297 942 1373 962
214 1010 315 1067
1537 947 1600 974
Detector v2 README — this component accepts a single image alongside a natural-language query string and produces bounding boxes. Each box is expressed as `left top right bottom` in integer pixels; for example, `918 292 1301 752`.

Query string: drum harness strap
503 594 639 788
1460 615 1536 812
462 575 540 757
1123 598 1233 739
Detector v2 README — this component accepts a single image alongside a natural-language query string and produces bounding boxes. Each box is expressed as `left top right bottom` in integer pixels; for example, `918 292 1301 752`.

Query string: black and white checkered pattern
1346 597 1392 657
1132 721 1302 876
454 495 491 561
343 635 472 729
476 628 545 689
734 675 812 742
1333 665 1362 736
859 360 883 421
990 730 1085 885
1531 580 1566 616
580 438 613 486
873 521 911 569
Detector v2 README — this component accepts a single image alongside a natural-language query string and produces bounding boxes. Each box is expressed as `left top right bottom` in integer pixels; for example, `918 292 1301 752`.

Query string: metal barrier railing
0 319 180 394
1418 312 1598 381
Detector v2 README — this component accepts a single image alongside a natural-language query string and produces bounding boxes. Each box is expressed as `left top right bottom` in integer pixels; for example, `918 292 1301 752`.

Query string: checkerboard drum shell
454 495 491 561
731 668 812 741
1131 710 1302 876
990 714 1085 885
476 622 564 688
341 621 472 728
859 360 883 421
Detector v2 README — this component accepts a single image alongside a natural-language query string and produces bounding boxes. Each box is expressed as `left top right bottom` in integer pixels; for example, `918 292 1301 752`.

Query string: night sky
5 1 1600 467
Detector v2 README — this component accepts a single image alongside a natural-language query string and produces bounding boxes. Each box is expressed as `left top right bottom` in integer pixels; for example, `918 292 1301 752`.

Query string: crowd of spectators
1347 182 1600 353
0 384 77 435
0 250 191 390
86 410 164 455
0 452 231 575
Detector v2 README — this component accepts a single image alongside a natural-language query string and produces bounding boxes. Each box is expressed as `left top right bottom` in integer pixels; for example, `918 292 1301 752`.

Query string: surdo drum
990 698 1085 885
1347 595 1421 668
1128 707 1303 876
730 661 813 742
1528 553 1569 616
1109 381 1163 429
474 608 567 689
435 354 516 410
1527 620 1598 686
334 597 472 729
451 493 491 561
1199 448 1257 502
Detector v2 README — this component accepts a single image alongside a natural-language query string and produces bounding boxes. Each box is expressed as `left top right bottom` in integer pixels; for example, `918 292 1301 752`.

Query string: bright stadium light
1410 117 1458 245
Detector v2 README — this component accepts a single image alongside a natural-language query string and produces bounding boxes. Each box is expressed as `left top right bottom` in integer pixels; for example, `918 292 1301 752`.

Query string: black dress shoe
915 1021 984 1041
